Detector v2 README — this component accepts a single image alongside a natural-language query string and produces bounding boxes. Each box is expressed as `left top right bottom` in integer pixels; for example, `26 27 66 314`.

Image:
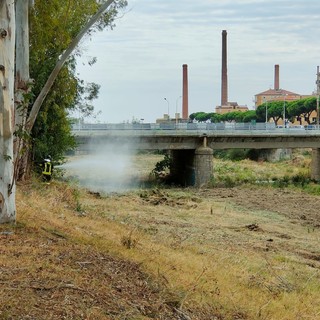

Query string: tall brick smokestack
221 30 228 106
274 64 280 90
182 64 188 119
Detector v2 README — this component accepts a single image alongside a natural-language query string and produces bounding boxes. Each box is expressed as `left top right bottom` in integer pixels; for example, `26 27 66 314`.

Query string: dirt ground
131 185 320 269
199 186 320 228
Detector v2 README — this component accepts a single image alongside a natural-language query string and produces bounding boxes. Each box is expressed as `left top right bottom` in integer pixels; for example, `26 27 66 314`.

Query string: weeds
212 152 317 193
151 153 172 179
301 183 320 195
121 230 139 249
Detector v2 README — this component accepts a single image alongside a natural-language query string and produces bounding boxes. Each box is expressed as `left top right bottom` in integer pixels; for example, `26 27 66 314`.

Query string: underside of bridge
171 146 213 187
170 147 320 186
74 135 320 185
171 150 195 186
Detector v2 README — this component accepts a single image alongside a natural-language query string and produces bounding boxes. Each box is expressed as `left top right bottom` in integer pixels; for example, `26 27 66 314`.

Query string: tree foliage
256 103 267 122
189 110 256 124
29 0 127 163
189 112 209 122
301 97 317 124
263 101 285 125
255 97 317 125
242 110 257 123
1 0 130 223
210 113 222 123
190 96 317 127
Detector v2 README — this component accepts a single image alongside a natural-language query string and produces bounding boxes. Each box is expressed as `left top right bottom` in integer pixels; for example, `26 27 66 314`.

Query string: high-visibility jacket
42 162 52 176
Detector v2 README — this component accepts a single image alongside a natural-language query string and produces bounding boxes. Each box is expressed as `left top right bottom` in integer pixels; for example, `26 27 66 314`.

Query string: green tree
256 103 268 122
242 110 257 123
0 0 127 223
287 100 305 124
189 112 208 122
210 113 222 123
28 0 127 164
196 112 211 122
189 112 202 121
287 97 317 124
190 112 223 123
303 97 317 124
31 67 77 162
266 101 285 125
219 111 242 122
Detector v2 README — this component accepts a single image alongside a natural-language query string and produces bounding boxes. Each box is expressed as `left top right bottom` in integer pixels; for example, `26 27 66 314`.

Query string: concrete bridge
74 124 320 187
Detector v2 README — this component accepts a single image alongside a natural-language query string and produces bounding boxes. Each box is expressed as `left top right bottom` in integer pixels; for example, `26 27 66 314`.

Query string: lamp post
283 93 288 128
263 96 268 129
317 95 319 130
175 96 182 125
175 96 182 114
164 97 170 118
266 101 268 127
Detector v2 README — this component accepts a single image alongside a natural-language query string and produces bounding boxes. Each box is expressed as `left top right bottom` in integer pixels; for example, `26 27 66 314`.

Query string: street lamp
175 96 182 114
283 93 288 128
317 95 319 130
164 97 170 118
263 96 268 129
175 96 182 124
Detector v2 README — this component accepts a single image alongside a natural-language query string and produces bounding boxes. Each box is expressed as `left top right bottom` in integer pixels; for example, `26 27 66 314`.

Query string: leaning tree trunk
26 0 115 132
14 0 32 181
0 1 16 223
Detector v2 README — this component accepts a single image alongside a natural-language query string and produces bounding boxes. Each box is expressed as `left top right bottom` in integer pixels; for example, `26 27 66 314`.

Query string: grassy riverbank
1 152 320 319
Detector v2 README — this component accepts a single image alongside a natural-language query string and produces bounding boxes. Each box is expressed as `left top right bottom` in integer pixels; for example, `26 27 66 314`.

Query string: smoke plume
62 141 140 193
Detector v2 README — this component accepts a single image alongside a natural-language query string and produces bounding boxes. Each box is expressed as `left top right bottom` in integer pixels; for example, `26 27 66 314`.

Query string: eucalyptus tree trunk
14 0 32 181
0 1 16 223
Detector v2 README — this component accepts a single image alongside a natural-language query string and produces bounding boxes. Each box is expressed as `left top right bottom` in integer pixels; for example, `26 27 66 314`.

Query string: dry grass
86 186 320 319
0 182 182 320
1 152 320 319
213 151 312 187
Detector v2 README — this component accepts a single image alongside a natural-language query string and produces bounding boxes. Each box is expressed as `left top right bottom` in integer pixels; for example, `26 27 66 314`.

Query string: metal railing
73 122 319 132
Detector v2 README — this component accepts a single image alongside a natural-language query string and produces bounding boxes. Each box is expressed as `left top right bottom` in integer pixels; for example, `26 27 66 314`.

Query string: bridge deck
74 128 320 150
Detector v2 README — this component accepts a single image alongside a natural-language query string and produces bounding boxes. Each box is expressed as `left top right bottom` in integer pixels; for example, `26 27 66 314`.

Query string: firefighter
41 158 53 181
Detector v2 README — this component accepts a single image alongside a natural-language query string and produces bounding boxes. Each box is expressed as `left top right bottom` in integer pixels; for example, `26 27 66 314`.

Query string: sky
76 0 320 124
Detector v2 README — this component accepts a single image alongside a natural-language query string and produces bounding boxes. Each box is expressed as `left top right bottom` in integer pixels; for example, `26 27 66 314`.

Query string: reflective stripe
42 163 52 175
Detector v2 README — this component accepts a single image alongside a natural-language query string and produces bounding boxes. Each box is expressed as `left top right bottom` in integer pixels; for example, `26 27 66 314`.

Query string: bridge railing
72 122 319 132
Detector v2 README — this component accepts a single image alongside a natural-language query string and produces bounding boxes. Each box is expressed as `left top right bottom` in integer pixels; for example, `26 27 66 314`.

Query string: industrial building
215 30 248 114
157 29 318 124
254 64 308 107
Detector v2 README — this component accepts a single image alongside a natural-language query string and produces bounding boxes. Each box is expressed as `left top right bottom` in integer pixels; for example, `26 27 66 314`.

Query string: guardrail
72 122 319 132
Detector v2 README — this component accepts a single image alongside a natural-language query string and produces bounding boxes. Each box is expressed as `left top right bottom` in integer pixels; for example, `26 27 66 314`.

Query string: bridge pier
194 145 213 187
258 149 292 162
311 148 320 181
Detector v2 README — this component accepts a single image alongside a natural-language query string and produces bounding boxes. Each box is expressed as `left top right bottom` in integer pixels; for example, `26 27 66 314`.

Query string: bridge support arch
171 150 195 186
311 148 320 181
170 137 213 187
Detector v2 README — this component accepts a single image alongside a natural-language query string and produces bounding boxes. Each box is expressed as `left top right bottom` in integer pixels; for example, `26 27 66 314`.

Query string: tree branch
26 0 115 132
